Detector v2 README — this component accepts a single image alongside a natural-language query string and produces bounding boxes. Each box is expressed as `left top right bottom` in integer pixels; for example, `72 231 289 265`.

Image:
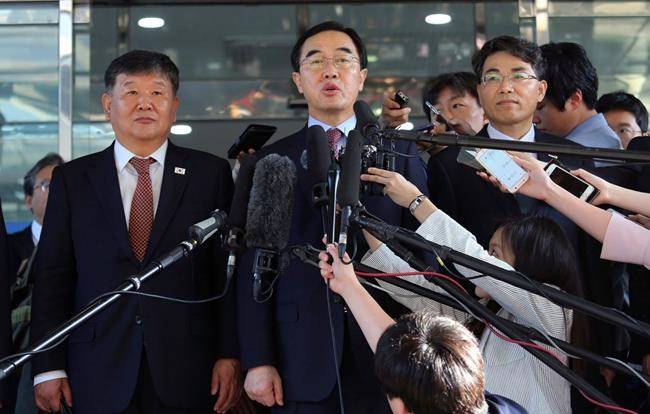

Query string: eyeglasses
613 127 645 140
300 55 360 72
480 72 538 86
34 181 51 192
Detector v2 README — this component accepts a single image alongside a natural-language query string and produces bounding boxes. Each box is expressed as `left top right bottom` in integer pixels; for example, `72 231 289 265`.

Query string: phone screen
546 165 592 198
476 149 528 192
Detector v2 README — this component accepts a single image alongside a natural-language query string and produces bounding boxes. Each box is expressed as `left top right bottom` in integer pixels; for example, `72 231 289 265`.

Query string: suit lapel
87 144 138 264
144 141 189 262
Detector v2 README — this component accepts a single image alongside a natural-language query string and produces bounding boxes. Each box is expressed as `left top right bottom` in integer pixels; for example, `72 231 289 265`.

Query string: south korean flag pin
174 167 186 175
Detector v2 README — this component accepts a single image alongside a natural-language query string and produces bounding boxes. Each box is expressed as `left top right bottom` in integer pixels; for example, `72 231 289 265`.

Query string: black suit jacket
0 200 13 411
30 141 236 413
8 225 33 286
236 126 428 402
427 125 594 247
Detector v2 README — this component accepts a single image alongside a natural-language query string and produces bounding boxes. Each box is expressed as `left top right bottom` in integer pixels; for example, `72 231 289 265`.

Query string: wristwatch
409 194 427 215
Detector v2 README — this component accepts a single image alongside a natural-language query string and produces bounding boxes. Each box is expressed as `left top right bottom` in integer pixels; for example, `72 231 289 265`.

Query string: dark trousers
271 314 390 414
123 354 213 414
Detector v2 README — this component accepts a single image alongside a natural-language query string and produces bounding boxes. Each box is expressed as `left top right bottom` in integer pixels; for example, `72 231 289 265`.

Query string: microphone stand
380 129 650 163
351 210 650 340
289 244 650 384
0 211 228 381
288 242 623 412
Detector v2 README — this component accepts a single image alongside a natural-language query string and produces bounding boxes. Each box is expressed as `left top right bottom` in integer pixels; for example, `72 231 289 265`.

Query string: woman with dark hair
355 167 587 414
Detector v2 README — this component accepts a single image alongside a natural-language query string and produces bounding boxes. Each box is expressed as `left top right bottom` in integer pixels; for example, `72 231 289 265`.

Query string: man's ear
565 90 583 111
537 80 548 103
291 72 303 94
101 93 112 121
358 68 368 92
24 194 33 211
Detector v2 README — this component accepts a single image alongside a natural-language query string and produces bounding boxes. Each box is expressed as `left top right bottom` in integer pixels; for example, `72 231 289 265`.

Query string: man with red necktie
30 50 242 414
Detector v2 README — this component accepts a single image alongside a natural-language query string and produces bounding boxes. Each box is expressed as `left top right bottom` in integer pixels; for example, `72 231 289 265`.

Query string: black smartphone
394 90 409 108
543 159 598 202
227 124 277 159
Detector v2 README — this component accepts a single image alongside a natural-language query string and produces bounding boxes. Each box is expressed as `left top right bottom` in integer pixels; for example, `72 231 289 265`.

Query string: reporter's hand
478 155 555 201
244 365 283 407
318 244 359 296
571 169 612 205
360 167 421 208
34 378 72 412
211 358 242 413
381 91 411 128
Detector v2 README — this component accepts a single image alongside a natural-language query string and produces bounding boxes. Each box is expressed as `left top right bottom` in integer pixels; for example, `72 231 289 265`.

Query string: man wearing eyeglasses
6 153 64 413
237 21 427 414
596 91 649 149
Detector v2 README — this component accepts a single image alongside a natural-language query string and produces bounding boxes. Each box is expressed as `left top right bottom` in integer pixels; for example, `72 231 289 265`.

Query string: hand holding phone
227 124 276 159
543 160 598 202
475 149 529 193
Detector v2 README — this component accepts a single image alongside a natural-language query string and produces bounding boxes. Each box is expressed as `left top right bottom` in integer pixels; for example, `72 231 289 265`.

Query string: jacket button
135 315 142 325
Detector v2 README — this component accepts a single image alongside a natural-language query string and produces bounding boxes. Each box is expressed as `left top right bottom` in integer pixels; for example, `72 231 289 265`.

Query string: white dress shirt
34 139 168 387
31 221 42 245
362 210 572 414
307 114 357 155
487 123 537 159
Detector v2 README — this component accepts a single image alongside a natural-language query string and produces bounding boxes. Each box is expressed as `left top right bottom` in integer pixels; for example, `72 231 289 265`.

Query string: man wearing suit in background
30 50 242 414
8 153 64 284
238 21 427 413
427 35 593 248
0 201 14 413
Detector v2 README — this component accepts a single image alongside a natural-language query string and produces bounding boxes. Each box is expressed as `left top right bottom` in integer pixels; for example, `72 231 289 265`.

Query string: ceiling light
425 13 452 25
171 124 192 135
138 17 165 29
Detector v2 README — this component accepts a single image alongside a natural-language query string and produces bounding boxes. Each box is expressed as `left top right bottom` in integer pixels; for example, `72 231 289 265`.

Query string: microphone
245 154 297 302
306 125 333 240
188 209 228 245
337 130 362 259
226 154 257 281
353 100 382 142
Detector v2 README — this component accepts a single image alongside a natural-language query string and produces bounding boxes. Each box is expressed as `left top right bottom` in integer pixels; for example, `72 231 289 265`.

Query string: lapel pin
174 167 186 175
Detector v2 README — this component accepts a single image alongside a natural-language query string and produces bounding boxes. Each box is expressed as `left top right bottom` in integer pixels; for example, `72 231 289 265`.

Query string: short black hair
375 313 486 413
422 72 480 120
540 42 598 111
596 91 649 132
290 21 367 72
23 153 64 197
471 35 545 79
104 50 180 95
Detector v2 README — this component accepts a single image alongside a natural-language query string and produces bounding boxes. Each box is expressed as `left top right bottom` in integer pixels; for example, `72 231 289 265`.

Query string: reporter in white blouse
344 167 589 414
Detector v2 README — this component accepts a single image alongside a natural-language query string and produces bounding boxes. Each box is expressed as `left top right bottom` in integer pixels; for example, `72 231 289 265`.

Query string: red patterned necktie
326 128 343 157
128 157 156 261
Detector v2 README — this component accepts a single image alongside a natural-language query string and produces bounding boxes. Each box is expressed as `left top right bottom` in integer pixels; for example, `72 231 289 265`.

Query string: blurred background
2 0 650 228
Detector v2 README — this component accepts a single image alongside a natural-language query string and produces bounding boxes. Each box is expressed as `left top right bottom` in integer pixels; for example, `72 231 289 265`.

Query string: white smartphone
475 149 529 193
544 161 597 202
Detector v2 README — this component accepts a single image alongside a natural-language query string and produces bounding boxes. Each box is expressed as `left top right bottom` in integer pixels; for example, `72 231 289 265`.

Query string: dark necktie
128 157 156 261
326 128 343 158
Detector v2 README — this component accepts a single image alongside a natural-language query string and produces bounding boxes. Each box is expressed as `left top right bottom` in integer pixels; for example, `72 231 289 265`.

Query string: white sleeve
34 370 67 386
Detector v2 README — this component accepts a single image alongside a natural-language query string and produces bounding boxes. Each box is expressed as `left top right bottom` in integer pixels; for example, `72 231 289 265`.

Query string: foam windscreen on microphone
353 100 381 139
306 125 331 186
245 154 297 250
338 130 362 207
228 154 257 229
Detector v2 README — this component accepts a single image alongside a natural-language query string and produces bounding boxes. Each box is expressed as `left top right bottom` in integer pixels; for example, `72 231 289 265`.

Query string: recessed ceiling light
425 13 452 25
138 17 165 29
171 124 192 135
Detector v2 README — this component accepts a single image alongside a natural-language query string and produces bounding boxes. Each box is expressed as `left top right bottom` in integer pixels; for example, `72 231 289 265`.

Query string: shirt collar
487 123 535 143
307 114 357 137
114 138 168 172
567 112 623 148
31 220 42 243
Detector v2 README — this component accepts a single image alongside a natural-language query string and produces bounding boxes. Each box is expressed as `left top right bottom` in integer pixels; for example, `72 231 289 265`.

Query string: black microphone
353 100 382 142
188 209 228 245
245 154 297 302
306 125 333 240
337 130 362 259
226 154 257 281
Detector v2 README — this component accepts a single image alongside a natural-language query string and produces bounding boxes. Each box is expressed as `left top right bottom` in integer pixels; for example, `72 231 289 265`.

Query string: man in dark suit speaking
30 50 241 414
238 21 427 413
